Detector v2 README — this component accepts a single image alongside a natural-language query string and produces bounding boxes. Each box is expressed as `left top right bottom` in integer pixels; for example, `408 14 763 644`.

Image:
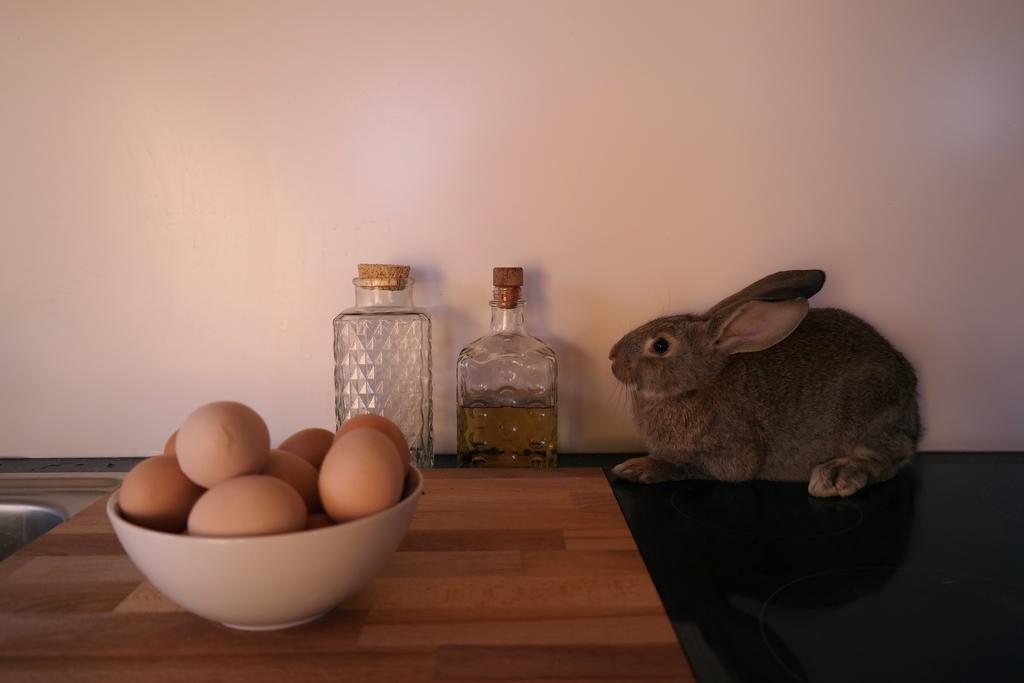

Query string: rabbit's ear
709 299 809 354
705 270 825 316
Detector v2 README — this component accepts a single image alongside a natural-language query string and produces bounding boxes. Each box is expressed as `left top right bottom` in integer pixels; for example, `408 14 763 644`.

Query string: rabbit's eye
652 337 670 355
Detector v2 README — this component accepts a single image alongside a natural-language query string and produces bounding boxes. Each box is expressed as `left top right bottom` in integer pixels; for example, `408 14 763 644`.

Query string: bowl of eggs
107 401 421 630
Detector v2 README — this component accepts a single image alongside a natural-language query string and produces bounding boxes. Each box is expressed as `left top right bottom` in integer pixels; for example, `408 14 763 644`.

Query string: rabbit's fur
609 270 919 497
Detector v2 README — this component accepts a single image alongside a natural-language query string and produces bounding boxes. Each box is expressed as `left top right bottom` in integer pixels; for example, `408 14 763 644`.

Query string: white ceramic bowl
108 467 422 630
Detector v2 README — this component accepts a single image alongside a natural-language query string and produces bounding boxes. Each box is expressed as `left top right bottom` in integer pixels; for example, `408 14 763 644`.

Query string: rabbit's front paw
808 458 869 498
612 456 678 484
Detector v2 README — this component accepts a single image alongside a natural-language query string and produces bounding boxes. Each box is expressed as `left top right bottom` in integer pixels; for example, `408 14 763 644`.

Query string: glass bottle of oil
456 267 557 467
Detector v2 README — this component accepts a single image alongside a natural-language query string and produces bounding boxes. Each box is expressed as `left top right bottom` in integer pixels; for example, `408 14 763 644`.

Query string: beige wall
1 0 1022 457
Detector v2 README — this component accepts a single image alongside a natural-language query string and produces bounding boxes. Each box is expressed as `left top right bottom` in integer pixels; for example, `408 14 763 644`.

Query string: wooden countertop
0 468 693 682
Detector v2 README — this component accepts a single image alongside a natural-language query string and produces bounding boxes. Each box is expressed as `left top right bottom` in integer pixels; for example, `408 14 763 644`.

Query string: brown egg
320 428 405 523
187 475 306 537
334 414 410 472
120 455 204 533
163 430 178 455
176 401 270 488
277 427 334 469
263 449 320 512
305 513 333 530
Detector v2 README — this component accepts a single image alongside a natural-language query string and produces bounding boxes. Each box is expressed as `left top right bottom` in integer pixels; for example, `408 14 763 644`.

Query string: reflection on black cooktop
670 481 864 539
609 454 1024 683
761 567 1024 682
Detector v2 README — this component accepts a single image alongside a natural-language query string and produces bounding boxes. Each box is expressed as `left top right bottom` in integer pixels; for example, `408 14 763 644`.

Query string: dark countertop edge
0 452 1022 473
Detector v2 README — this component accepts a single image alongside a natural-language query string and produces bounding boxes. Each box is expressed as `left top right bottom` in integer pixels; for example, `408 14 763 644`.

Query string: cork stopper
356 263 411 290
359 263 410 280
492 267 524 308
493 267 524 287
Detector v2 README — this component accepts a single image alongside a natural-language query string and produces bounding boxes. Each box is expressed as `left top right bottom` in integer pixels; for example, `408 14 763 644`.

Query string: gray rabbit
609 270 919 497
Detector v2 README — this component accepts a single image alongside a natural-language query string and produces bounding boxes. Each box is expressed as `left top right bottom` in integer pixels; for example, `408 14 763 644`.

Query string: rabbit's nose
610 356 628 383
608 341 620 361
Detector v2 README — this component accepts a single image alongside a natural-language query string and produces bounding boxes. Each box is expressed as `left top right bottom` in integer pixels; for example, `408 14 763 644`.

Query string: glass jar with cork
456 267 558 468
334 263 433 468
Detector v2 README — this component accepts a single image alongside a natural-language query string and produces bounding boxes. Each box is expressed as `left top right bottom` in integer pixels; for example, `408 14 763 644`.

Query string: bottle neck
353 280 414 310
490 303 526 335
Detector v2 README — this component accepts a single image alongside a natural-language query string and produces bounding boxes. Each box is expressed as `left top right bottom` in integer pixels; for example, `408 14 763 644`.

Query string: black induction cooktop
608 453 1024 683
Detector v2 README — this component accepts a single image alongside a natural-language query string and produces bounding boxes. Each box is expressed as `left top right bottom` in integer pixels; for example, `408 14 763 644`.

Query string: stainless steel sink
0 473 123 560
0 503 66 561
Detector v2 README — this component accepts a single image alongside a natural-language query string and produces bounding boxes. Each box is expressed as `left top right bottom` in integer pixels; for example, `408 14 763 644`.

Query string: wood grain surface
0 469 693 682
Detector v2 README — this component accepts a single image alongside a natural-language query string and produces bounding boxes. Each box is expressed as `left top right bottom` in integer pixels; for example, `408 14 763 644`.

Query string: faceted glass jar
456 299 557 468
334 278 433 468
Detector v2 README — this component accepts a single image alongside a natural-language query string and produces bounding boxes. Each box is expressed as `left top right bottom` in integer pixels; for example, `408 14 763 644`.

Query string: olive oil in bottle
456 267 558 468
457 405 557 468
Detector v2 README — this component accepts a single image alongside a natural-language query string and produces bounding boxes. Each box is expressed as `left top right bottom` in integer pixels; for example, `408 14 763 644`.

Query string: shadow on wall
399 262 463 454
524 267 641 452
